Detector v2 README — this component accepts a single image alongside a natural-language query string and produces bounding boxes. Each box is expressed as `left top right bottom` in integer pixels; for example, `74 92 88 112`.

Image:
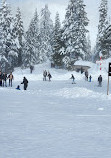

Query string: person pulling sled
21 77 28 90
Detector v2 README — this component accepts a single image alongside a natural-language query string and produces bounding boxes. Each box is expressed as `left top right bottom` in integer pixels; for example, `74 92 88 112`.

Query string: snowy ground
0 61 111 158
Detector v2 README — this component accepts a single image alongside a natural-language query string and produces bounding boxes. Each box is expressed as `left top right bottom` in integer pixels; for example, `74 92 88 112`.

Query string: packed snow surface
0 60 111 158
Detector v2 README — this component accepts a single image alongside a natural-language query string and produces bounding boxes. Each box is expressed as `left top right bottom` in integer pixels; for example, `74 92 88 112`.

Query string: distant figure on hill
70 74 75 84
89 75 92 82
21 77 28 90
85 71 88 81
30 65 34 74
43 70 47 81
98 75 102 87
47 71 52 81
8 72 14 87
0 71 2 86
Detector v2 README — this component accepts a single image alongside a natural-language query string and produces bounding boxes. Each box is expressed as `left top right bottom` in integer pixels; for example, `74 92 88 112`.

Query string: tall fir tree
39 4 53 63
23 9 40 67
52 12 63 67
100 24 111 58
61 0 89 69
0 0 17 72
13 7 25 66
94 0 108 61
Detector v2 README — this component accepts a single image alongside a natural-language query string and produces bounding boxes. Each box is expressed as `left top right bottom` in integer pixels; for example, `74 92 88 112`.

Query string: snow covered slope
0 60 111 158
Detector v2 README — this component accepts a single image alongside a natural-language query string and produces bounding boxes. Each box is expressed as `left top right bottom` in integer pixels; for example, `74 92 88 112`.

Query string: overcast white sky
1 0 111 48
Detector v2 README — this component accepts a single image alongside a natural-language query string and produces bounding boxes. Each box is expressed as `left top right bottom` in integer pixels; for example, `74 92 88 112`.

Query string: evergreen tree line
0 0 110 72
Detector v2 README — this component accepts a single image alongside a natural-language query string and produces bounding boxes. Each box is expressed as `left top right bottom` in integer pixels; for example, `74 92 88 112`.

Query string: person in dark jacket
30 65 34 74
43 70 47 81
2 72 7 87
47 71 52 81
98 75 102 86
85 71 88 81
89 75 92 82
21 77 28 90
0 71 2 86
70 74 75 84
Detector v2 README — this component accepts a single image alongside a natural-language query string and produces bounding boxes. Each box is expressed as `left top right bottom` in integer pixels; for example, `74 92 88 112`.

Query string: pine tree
39 4 53 63
13 7 25 66
94 0 108 61
52 12 63 67
0 0 16 72
61 0 89 69
100 24 111 58
23 9 40 67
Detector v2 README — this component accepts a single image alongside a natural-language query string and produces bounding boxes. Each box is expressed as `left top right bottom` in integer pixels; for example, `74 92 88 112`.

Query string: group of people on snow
0 71 14 87
0 71 28 90
70 72 102 87
43 70 52 81
0 68 103 91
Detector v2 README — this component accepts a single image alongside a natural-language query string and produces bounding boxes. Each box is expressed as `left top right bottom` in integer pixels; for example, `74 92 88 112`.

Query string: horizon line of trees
0 0 111 73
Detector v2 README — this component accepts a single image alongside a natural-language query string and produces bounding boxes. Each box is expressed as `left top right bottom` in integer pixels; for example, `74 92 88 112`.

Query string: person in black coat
98 75 102 86
70 74 75 84
47 71 52 81
21 77 28 90
2 72 7 87
0 71 2 86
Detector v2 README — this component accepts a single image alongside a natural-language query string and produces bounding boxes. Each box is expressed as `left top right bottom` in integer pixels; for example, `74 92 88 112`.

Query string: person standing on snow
85 71 88 81
2 72 7 87
43 70 47 81
47 71 52 81
70 74 75 84
21 77 28 90
98 75 102 86
30 65 34 74
8 72 14 87
0 71 2 86
89 75 92 82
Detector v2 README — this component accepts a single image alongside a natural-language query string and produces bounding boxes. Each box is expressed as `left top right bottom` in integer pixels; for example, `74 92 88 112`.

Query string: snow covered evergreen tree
0 0 17 72
52 12 64 68
39 5 53 63
13 7 25 66
94 0 108 61
61 0 89 69
100 24 111 58
23 9 40 67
